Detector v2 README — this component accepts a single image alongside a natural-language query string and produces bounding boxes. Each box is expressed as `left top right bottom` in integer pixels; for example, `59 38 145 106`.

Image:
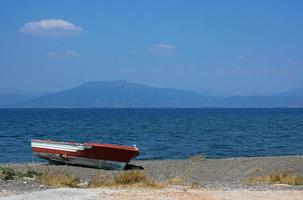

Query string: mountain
0 94 36 107
15 81 213 108
3 81 303 108
212 89 303 107
272 88 303 107
275 87 303 98
187 88 229 97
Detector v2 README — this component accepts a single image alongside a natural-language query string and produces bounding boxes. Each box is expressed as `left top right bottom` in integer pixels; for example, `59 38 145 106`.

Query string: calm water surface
0 108 303 163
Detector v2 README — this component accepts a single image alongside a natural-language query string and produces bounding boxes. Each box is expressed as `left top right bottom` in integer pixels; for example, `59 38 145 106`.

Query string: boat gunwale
31 139 139 151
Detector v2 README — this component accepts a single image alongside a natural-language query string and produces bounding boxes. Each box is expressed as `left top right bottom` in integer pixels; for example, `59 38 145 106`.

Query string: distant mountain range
186 88 229 97
0 94 36 107
1 81 303 108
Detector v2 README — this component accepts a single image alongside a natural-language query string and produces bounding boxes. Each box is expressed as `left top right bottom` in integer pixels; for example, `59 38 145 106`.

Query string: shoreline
3 154 303 164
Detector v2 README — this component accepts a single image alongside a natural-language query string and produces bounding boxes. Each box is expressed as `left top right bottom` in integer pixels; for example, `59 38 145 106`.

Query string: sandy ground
1 187 303 200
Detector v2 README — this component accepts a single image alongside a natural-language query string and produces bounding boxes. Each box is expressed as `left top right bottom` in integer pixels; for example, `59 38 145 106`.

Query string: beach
2 1 303 199
1 156 303 199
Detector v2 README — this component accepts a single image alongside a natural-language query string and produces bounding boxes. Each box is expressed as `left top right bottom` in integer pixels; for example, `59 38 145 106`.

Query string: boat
31 139 139 170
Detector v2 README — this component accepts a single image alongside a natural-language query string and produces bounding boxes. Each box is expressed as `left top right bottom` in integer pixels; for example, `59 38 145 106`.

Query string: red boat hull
31 140 140 169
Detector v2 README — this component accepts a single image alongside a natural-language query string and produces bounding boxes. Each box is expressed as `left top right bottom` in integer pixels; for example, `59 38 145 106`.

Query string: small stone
77 181 89 187
272 184 290 187
23 181 27 184
23 177 36 180
39 184 45 189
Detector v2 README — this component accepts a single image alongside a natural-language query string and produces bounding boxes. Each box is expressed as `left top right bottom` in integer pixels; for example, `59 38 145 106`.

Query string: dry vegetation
112 170 163 188
246 171 303 185
0 165 163 189
0 166 41 181
0 166 16 180
88 178 111 188
189 181 200 189
114 170 147 184
167 176 182 185
89 170 163 188
39 172 80 188
167 176 201 189
189 154 205 162
39 170 163 188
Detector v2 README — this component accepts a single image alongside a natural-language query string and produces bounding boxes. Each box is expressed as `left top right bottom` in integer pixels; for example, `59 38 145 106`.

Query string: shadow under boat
48 159 144 170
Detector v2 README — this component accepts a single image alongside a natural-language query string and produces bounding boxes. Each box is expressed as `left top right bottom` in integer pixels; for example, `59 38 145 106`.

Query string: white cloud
148 43 176 56
47 50 79 58
153 44 175 50
20 19 82 37
65 50 79 57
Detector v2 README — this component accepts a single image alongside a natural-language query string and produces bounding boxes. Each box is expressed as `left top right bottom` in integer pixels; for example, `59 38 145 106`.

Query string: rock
77 181 89 187
272 184 291 187
23 177 36 180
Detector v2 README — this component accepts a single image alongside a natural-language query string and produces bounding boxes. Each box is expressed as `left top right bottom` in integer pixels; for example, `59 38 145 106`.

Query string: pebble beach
1 156 303 199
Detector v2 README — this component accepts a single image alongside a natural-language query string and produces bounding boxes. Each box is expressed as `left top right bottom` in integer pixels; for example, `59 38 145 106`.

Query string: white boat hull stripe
31 141 92 152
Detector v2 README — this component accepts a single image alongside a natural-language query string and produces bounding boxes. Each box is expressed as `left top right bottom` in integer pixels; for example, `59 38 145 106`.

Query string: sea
0 108 303 163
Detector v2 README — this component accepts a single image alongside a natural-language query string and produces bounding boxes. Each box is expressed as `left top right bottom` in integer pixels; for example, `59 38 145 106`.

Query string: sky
0 0 303 95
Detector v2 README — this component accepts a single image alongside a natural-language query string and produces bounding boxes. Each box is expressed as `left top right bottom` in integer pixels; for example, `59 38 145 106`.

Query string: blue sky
0 0 303 95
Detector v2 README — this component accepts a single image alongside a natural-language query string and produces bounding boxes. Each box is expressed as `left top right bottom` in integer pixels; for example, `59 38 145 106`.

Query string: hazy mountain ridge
13 81 212 108
2 81 303 108
0 94 37 106
187 88 229 97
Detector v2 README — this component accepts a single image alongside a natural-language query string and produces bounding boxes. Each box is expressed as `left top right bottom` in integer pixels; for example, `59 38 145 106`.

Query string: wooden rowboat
31 139 139 170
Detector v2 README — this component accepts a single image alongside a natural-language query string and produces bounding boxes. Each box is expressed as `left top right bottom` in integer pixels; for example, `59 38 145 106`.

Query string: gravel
1 155 303 197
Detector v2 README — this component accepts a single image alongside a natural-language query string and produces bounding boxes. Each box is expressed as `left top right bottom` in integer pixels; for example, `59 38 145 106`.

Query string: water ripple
0 108 303 163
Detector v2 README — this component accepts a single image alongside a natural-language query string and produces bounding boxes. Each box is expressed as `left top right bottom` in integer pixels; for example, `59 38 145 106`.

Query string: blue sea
0 108 303 163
